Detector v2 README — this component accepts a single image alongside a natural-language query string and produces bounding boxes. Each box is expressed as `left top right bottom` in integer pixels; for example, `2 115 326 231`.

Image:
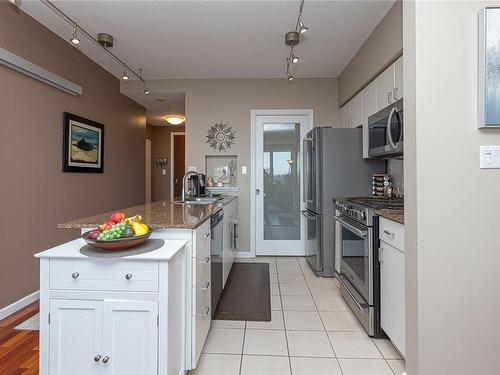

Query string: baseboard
0 291 39 320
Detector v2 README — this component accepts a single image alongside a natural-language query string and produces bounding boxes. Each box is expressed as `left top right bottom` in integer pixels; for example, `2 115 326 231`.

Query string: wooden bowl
81 227 153 251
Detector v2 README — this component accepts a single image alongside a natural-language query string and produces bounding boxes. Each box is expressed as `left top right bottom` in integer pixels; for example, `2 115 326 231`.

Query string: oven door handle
334 216 368 238
300 209 316 220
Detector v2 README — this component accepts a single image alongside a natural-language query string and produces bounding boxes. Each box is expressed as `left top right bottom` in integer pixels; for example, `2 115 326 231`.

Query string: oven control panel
336 202 366 221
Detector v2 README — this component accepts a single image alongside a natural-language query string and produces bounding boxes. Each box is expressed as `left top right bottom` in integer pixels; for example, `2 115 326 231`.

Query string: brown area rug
213 263 271 322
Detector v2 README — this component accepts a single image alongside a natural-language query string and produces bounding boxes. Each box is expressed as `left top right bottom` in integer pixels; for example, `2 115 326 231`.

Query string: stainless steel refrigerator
301 127 385 277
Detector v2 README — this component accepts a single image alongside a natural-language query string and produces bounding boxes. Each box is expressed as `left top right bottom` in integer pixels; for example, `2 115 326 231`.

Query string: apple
110 212 125 223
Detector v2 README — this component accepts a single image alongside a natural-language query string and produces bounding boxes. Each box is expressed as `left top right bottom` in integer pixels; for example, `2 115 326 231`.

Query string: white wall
122 78 339 252
404 1 500 374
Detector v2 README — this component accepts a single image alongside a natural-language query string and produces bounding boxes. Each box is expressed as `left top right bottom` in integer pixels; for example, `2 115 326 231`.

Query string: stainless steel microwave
368 99 403 158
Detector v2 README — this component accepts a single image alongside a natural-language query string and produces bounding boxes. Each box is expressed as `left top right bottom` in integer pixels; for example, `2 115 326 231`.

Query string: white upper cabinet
362 80 377 158
376 64 396 110
394 56 403 101
350 92 363 128
376 57 404 111
340 102 351 128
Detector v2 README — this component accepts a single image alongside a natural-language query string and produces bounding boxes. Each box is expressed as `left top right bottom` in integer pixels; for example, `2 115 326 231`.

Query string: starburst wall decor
206 122 236 152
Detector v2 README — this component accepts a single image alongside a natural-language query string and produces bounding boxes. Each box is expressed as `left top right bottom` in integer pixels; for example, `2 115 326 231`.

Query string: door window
341 226 366 283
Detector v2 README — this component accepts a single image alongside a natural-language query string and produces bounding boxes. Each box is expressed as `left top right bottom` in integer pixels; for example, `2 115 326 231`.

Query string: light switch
480 145 500 169
242 166 247 174
162 169 166 175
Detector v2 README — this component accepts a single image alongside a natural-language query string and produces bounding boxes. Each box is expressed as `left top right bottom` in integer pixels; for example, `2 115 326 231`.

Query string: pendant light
122 69 129 80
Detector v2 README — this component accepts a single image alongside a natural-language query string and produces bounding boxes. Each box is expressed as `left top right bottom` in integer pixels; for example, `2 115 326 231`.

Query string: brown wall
0 4 146 309
151 125 185 201
338 0 402 106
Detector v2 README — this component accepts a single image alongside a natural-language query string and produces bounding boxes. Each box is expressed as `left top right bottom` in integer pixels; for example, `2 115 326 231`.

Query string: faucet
181 171 202 201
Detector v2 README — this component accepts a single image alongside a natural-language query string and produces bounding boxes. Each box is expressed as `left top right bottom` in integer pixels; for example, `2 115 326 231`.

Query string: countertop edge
375 209 404 225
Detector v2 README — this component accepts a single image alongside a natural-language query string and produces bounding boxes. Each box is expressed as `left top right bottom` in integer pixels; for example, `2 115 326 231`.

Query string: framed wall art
62 112 104 173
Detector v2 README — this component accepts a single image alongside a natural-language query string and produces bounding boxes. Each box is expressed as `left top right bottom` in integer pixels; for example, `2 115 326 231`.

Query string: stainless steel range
334 197 403 337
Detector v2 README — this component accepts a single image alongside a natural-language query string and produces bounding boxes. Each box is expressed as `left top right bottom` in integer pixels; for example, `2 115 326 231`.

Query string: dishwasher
210 209 224 317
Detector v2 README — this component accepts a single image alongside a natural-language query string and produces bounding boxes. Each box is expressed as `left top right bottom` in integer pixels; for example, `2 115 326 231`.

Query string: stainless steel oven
368 98 403 158
335 214 375 334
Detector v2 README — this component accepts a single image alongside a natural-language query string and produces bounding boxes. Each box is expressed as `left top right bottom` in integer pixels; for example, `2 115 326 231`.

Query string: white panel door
255 115 308 255
102 300 158 375
340 103 351 128
376 64 395 110
394 56 403 101
350 92 363 128
362 81 377 158
380 242 406 357
49 300 102 375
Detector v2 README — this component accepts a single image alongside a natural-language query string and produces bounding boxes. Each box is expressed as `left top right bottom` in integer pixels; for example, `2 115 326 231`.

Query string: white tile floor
190 257 406 375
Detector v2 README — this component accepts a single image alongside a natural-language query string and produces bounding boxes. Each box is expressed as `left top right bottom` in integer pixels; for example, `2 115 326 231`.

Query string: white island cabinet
379 217 405 358
36 238 188 375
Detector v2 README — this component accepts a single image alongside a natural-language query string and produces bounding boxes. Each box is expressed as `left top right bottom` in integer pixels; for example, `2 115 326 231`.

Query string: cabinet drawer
49 259 159 292
192 284 211 367
379 217 405 251
195 221 211 259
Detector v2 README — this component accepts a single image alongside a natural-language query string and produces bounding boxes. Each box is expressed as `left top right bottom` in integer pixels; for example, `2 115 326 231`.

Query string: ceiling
20 0 395 80
125 91 185 126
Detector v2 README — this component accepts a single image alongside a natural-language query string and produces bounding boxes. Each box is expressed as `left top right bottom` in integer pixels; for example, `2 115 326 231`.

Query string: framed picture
63 112 104 173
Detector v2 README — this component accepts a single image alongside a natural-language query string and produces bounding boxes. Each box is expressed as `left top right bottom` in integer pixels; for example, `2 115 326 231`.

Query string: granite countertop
58 196 237 230
376 208 404 224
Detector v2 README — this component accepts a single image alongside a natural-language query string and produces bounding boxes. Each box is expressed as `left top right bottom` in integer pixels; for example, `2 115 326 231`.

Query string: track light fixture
284 0 308 80
41 0 149 93
299 20 308 34
70 23 80 45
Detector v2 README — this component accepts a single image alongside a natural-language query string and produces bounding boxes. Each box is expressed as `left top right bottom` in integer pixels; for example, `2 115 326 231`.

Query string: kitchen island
38 196 238 374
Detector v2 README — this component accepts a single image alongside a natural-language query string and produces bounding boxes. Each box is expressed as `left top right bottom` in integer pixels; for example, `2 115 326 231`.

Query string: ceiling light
288 74 294 81
144 87 150 95
292 55 299 64
122 70 129 80
70 23 80 45
299 20 308 34
164 115 186 125
8 0 22 7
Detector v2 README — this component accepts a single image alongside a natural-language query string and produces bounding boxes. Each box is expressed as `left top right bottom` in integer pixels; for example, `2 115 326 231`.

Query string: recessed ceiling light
164 115 186 125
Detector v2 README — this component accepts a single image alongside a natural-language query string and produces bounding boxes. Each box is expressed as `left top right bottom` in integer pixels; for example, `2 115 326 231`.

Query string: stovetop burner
346 197 404 210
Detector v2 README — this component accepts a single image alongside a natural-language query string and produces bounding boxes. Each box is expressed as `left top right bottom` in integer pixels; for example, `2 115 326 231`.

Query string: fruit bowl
81 227 153 251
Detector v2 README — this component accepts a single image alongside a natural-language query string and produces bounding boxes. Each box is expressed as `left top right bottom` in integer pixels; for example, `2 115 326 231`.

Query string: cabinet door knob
94 355 101 362
203 232 210 240
72 272 79 279
102 356 110 364
125 273 133 280
202 257 210 264
201 281 210 291
201 307 210 318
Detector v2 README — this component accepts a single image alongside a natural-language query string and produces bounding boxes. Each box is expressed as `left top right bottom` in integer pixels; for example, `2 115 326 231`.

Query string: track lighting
299 20 308 34
292 55 299 64
288 74 294 81
70 23 80 45
122 70 129 80
144 87 150 95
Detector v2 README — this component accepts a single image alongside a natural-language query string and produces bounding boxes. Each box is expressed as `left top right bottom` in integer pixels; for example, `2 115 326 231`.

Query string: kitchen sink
173 197 222 205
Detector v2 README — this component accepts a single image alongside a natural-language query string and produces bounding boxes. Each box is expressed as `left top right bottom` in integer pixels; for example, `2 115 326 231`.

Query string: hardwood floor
0 301 40 375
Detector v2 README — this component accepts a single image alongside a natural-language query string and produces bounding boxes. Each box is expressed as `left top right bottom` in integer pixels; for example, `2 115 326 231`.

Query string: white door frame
250 109 314 257
170 132 185 201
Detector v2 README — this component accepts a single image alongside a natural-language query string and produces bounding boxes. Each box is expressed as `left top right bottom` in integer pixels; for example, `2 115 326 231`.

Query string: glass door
255 115 308 255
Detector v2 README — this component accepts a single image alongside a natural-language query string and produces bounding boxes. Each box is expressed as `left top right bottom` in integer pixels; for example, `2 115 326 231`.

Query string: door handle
256 188 260 195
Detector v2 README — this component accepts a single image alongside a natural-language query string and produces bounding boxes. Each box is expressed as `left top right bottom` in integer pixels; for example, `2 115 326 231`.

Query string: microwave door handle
386 107 397 149
396 110 403 143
